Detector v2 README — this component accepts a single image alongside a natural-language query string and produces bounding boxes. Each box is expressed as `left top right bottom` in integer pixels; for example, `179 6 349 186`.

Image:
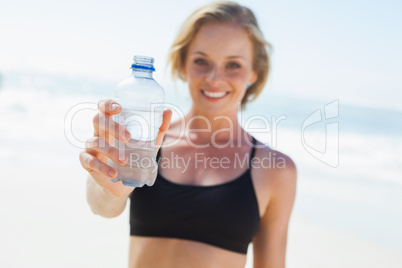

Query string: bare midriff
128 236 247 268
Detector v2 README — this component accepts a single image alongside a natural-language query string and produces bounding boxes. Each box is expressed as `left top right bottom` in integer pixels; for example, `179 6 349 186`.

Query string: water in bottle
108 55 165 187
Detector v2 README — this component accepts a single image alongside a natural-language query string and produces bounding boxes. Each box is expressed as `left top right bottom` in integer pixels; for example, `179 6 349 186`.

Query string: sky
0 0 401 110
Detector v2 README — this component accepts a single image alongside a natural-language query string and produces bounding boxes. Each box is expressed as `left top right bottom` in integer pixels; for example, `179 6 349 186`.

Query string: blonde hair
168 1 271 108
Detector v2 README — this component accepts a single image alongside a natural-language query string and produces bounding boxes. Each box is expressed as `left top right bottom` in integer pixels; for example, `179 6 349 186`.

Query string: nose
206 66 225 86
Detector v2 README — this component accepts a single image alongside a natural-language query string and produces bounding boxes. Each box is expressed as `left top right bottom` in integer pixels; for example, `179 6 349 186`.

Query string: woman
80 1 297 267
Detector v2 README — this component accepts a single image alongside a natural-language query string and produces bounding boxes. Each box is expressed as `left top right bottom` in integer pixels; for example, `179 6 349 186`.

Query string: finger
79 150 118 178
85 137 128 165
93 113 131 143
98 99 122 115
156 109 172 150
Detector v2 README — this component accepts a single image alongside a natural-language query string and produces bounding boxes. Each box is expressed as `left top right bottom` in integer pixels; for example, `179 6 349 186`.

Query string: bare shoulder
253 141 297 180
252 140 297 211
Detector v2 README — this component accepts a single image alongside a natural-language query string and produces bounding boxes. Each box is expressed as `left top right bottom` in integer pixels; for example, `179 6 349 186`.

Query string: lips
201 90 228 99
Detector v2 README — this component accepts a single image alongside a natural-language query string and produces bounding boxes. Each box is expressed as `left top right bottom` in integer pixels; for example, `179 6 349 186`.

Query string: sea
0 70 401 265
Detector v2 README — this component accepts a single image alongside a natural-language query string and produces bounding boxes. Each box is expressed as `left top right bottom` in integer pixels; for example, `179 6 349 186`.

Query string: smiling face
183 23 257 115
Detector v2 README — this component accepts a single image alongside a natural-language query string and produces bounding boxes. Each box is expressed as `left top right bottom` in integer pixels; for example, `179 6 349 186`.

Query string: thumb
155 109 172 151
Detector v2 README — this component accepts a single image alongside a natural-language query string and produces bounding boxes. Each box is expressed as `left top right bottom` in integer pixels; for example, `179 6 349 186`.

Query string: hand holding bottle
79 99 172 197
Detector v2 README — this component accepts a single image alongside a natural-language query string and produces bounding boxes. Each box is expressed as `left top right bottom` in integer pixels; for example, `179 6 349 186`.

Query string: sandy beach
245 216 402 268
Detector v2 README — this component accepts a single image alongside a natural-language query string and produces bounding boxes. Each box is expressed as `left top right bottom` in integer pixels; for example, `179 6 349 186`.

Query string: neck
184 104 247 144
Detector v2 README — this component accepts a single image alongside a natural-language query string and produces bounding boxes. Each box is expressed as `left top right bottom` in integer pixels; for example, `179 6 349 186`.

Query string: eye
194 58 208 66
227 62 241 69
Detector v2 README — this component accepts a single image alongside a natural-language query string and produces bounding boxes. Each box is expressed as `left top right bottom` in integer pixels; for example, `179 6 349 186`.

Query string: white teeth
202 90 227 98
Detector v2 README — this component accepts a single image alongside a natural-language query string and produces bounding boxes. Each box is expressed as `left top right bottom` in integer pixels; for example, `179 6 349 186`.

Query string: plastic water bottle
108 55 165 187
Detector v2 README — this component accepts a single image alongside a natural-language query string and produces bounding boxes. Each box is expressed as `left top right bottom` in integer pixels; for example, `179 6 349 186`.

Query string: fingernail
109 103 121 111
86 138 97 148
108 168 116 177
119 152 127 162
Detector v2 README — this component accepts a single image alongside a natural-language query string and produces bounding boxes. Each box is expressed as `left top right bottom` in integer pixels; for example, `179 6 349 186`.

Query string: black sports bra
129 137 260 254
